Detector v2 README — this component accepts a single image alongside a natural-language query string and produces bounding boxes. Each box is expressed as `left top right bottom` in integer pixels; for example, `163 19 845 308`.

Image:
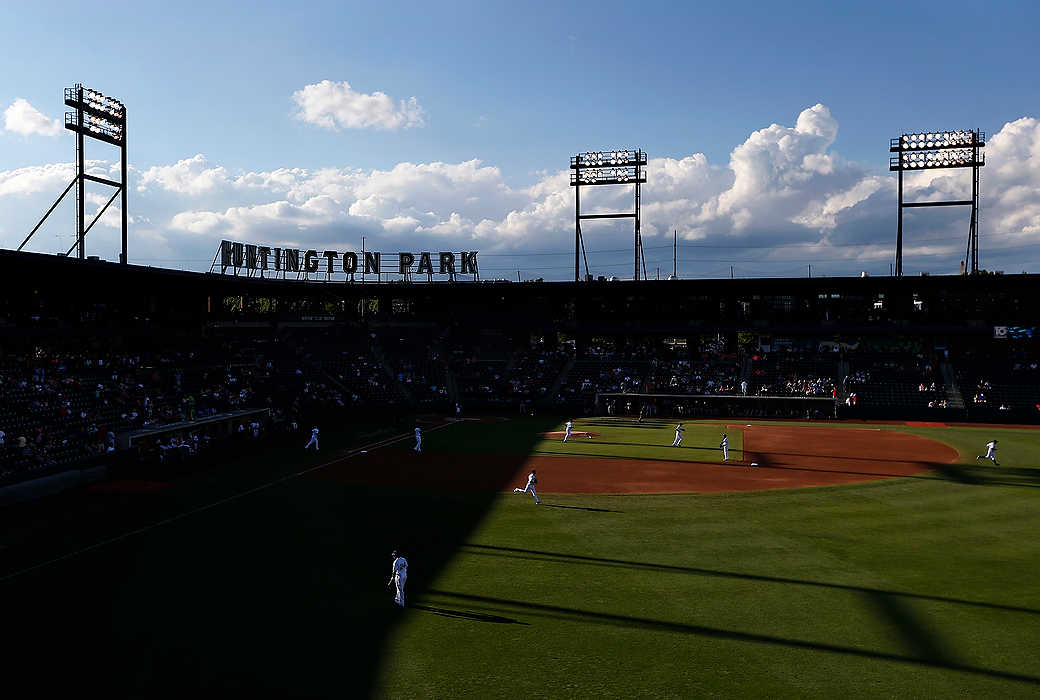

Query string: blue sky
2 0 1039 279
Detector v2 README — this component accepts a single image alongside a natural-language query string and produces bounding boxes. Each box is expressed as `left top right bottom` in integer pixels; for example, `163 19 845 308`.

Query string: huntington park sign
214 240 478 281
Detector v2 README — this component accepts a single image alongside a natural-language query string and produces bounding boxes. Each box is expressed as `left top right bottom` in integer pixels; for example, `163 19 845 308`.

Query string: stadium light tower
18 83 128 263
570 149 647 281
889 129 984 276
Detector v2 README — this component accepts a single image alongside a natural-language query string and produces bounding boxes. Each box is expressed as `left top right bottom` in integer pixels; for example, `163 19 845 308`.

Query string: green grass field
4 416 1040 697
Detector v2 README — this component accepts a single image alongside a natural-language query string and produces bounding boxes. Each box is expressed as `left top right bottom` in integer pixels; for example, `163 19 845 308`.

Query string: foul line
1 421 456 583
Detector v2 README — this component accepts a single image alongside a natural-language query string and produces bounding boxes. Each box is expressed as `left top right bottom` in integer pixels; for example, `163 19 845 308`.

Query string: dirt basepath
311 425 959 494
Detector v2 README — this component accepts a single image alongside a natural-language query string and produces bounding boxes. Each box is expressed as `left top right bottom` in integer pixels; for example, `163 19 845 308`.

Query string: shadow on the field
1 413 564 697
426 589 1040 686
743 451 1040 489
864 591 958 665
931 463 1040 488
410 604 527 625
540 503 620 513
461 543 1040 616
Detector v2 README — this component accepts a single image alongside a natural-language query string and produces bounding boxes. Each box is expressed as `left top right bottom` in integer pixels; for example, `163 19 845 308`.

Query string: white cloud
137 154 231 195
292 80 425 130
0 160 114 198
0 162 75 197
3 99 61 137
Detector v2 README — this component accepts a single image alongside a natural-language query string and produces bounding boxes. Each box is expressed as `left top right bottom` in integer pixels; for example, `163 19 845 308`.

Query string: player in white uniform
414 427 422 453
975 439 999 465
720 433 729 461
563 420 573 442
304 427 320 451
388 550 408 607
671 423 684 447
513 468 540 504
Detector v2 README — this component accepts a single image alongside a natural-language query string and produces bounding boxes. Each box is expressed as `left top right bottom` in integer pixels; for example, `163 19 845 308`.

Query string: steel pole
575 172 581 282
77 85 85 259
120 118 128 264
896 166 903 277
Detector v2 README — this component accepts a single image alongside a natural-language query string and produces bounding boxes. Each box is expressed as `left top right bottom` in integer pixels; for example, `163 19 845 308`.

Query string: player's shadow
540 503 620 513
409 604 527 625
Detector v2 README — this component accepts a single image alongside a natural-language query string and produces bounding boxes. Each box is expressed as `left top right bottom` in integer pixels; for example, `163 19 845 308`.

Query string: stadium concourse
2 247 1040 494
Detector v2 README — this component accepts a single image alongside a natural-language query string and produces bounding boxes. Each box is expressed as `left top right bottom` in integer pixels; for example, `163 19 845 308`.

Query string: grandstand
2 247 1040 492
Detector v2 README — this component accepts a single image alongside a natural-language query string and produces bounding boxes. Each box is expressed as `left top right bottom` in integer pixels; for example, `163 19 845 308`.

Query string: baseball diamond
3 30 1040 695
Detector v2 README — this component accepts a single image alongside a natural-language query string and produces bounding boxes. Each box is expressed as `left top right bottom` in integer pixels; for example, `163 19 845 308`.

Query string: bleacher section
845 349 948 415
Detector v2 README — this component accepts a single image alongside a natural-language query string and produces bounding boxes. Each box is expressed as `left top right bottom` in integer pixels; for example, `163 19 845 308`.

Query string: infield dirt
312 424 959 494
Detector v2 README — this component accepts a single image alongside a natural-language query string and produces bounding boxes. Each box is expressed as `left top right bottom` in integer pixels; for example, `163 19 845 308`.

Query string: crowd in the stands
5 330 1038 485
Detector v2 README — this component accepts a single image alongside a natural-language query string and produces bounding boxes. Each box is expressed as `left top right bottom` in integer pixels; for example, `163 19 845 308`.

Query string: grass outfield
387 418 1040 697
3 417 1040 697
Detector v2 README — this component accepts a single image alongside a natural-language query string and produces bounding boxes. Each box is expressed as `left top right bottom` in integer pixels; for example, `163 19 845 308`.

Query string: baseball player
671 423 684 447
975 439 999 466
513 468 540 504
304 427 319 451
720 433 729 461
388 550 408 607
455 403 462 421
563 420 573 442
413 426 422 453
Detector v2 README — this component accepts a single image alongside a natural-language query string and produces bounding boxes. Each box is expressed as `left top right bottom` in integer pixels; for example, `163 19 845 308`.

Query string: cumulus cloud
0 161 112 197
292 80 425 130
3 99 61 137
137 154 232 196
5 105 1040 277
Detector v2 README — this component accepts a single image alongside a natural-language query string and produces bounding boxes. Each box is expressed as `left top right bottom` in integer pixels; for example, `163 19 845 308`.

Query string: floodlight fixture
888 128 985 276
572 165 642 186
19 84 129 263
570 149 647 281
899 148 976 169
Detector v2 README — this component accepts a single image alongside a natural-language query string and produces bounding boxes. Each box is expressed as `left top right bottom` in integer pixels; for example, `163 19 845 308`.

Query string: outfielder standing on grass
513 468 540 504
975 439 999 465
414 426 422 453
671 423 684 447
720 433 729 461
388 550 408 607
